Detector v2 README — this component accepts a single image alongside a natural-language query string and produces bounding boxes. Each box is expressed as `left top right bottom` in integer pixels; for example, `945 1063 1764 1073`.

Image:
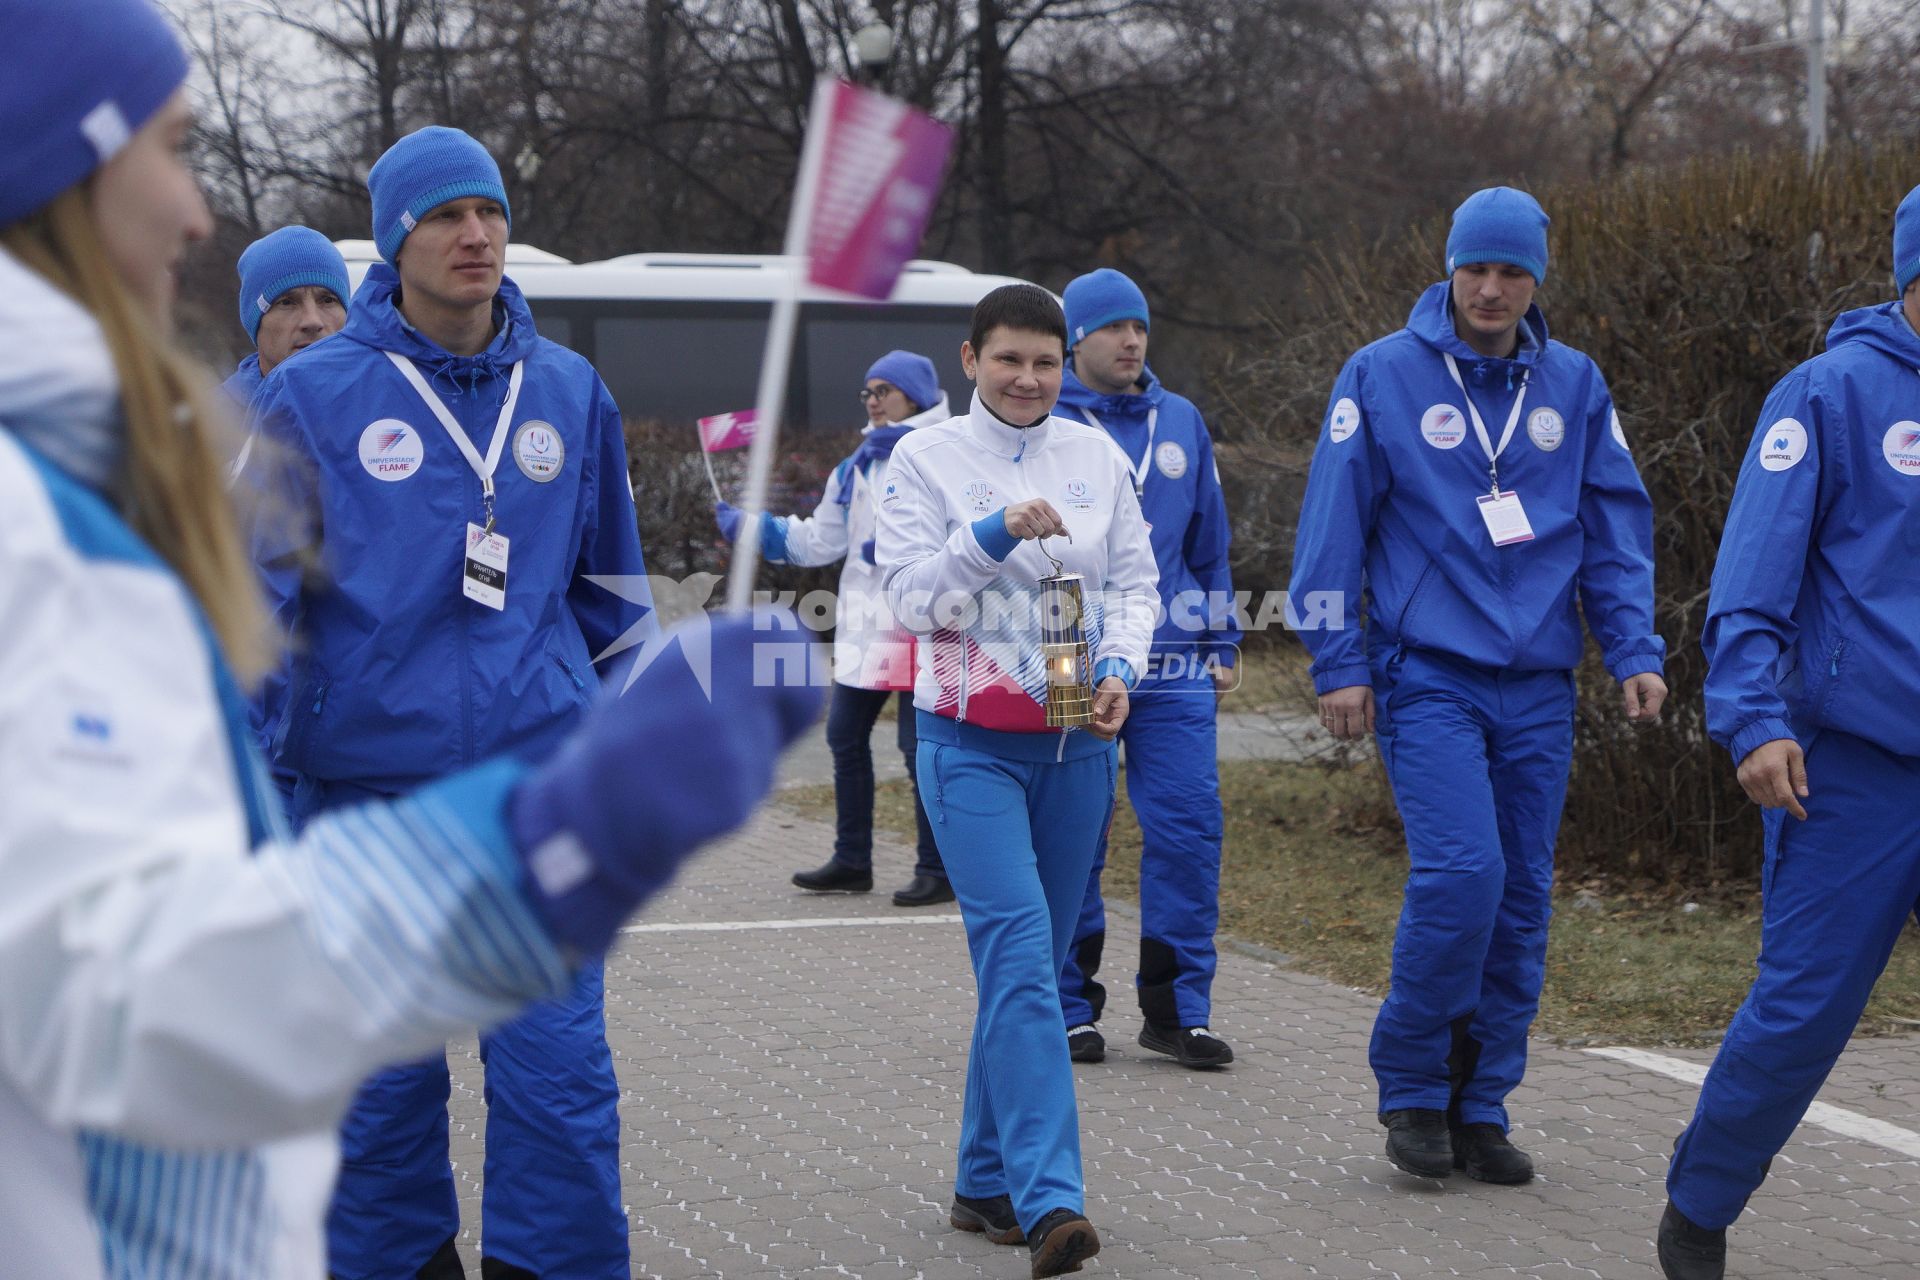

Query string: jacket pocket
1393 560 1439 646
548 643 592 710
1817 636 1847 717
276 670 331 771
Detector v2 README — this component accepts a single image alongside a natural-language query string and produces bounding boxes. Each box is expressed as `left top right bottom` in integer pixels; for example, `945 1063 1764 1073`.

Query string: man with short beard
1050 268 1241 1070
1290 187 1667 1186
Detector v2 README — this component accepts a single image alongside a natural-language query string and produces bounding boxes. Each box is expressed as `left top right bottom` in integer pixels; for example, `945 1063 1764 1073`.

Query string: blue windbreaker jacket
222 353 263 408
249 264 652 796
1290 281 1664 694
1704 301 1920 764
1055 365 1241 680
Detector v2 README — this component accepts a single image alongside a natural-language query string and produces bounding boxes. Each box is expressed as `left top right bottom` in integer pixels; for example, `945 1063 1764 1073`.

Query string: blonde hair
1 188 275 685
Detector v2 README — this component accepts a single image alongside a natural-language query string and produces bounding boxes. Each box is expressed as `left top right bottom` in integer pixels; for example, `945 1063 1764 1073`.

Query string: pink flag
697 409 759 453
801 81 955 300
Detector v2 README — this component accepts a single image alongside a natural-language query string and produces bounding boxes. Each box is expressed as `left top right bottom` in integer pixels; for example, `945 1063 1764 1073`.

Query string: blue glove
714 500 743 542
508 610 824 952
859 538 877 565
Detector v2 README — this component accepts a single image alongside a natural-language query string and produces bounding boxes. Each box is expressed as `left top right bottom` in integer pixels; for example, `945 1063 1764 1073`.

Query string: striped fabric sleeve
64 763 569 1280
265 758 572 1030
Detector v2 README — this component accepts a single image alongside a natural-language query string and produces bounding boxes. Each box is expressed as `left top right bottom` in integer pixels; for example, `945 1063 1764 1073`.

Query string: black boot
950 1192 1023 1245
1067 1024 1106 1063
792 860 872 892
1138 1021 1234 1068
892 873 955 906
1657 1201 1726 1280
1450 1122 1534 1184
1381 1108 1453 1178
1026 1208 1100 1278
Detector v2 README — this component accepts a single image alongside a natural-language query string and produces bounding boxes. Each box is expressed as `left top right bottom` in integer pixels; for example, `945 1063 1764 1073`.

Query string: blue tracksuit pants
1369 647 1575 1127
326 959 627 1279
1667 728 1920 1229
1059 674 1223 1029
917 713 1117 1234
304 772 627 1278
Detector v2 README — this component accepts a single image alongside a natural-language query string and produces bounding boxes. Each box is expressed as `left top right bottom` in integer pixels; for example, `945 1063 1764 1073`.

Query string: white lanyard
1442 352 1528 496
1081 406 1159 495
386 350 525 531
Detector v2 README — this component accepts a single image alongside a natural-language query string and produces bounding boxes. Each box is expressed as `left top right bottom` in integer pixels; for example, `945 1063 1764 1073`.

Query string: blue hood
1406 280 1547 394
342 262 541 402
1058 362 1167 424
1825 300 1920 368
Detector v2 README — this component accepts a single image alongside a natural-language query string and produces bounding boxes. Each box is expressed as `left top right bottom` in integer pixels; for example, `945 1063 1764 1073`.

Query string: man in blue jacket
249 126 652 1280
1656 186 1920 1280
1051 268 1243 1069
222 226 350 407
1290 188 1667 1185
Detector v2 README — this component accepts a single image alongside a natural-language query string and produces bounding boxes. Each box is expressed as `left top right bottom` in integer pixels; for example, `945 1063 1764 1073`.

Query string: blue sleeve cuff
1311 663 1372 696
759 513 790 563
1607 653 1667 683
971 510 1020 562
1094 657 1137 690
1730 717 1797 767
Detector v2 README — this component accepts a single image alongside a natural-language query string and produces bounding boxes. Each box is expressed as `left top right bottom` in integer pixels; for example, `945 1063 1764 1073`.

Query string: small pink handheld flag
697 410 759 453
725 79 954 611
804 83 955 300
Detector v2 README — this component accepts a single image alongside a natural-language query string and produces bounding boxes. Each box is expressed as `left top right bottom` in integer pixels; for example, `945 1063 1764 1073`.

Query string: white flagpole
726 79 837 614
699 436 725 504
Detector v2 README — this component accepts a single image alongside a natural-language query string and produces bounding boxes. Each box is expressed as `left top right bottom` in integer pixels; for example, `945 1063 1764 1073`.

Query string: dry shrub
1214 145 1915 884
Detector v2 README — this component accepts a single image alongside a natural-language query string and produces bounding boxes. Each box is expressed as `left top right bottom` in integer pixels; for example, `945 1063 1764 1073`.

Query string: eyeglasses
858 384 899 403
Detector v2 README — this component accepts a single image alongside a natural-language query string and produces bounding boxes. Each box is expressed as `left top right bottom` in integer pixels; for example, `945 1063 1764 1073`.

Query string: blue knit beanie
1895 185 1920 295
0 0 189 227
236 227 350 341
367 126 511 263
1063 268 1150 347
864 350 941 413
1446 187 1550 283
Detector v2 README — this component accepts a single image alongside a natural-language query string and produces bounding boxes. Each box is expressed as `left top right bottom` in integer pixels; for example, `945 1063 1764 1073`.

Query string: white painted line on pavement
621 913 964 935
1588 1045 1920 1160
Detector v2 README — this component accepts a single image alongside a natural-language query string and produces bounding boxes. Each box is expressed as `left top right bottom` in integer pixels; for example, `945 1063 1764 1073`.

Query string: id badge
463 522 510 609
1475 490 1535 547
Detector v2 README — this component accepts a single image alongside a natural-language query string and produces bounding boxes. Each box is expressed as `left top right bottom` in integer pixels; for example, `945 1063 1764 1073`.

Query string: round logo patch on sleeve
359 419 424 481
513 420 566 482
1526 407 1565 452
1881 421 1920 475
1420 404 1467 450
1328 396 1360 443
1154 441 1188 479
1760 418 1809 472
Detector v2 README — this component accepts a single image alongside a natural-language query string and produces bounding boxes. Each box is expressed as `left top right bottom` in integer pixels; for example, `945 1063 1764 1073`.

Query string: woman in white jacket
876 285 1158 1277
0 3 817 1274
720 350 954 905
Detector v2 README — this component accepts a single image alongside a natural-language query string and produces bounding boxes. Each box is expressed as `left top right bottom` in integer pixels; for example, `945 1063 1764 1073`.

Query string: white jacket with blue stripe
0 247 570 1279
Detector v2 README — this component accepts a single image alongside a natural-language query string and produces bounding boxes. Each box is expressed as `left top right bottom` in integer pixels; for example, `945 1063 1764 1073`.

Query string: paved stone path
445 806 1920 1278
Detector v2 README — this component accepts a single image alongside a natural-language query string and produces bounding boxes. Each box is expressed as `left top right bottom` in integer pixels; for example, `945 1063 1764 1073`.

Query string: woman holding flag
716 350 955 905
877 285 1158 1276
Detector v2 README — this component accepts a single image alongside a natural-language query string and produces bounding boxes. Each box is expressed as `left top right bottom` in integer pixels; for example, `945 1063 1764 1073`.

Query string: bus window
594 312 769 425
801 306 973 427
529 311 572 349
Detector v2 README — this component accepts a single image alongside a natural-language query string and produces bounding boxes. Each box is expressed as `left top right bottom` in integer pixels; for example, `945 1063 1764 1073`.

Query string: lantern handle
1038 530 1072 575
